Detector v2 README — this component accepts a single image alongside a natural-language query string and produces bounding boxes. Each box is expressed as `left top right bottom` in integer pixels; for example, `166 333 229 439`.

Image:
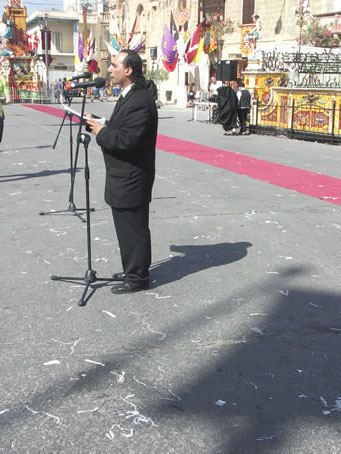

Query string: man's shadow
0 168 81 183
152 242 252 286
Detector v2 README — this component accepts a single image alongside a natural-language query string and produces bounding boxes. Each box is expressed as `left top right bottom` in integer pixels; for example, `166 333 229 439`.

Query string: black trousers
0 118 4 143
237 108 249 133
111 204 151 285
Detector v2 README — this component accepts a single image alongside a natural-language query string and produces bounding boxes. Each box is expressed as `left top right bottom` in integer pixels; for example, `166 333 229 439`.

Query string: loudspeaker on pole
216 60 237 81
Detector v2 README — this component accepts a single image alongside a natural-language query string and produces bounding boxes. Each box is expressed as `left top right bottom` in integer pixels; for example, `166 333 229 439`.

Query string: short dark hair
120 49 146 89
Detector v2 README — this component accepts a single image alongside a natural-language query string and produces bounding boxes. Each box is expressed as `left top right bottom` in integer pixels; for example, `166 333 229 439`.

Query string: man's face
230 80 237 90
108 52 132 87
211 76 216 84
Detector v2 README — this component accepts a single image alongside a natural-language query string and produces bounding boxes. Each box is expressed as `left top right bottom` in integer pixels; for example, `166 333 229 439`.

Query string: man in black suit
86 50 158 294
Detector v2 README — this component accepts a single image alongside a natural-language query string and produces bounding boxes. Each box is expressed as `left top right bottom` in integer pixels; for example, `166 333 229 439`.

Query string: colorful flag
104 40 119 56
184 24 201 64
194 37 204 64
91 38 96 56
161 26 178 63
162 55 178 72
86 30 92 59
78 31 84 62
128 16 137 44
129 33 143 52
87 59 99 73
110 33 121 52
103 40 119 56
170 11 179 41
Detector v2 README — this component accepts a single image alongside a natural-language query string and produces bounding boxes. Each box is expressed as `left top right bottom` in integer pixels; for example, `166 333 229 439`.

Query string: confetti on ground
215 400 226 406
145 292 172 299
256 436 275 441
25 406 60 424
103 310 116 319
111 371 126 384
85 359 105 367
279 290 289 296
77 407 99 414
106 424 134 440
142 321 167 340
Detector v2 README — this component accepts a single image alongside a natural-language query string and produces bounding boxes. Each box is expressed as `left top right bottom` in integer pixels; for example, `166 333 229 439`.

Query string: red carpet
25 104 341 205
24 103 81 123
156 135 341 205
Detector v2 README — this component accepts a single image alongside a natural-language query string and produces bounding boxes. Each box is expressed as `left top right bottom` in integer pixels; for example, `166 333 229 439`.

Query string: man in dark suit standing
86 50 158 294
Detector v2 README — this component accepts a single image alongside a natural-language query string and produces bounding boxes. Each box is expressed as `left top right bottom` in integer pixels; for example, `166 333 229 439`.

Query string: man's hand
86 119 106 135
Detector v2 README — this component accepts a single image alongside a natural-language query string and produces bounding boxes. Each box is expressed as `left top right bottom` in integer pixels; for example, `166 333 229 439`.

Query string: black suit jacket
96 87 158 208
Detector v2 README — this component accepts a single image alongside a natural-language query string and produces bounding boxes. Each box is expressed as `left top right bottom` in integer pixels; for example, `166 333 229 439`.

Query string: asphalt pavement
1 100 341 454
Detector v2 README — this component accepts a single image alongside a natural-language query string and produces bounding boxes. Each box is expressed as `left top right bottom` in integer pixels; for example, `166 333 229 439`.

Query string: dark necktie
114 95 123 112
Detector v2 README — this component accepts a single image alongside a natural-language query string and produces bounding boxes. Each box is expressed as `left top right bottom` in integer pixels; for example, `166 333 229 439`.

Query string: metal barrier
250 99 341 145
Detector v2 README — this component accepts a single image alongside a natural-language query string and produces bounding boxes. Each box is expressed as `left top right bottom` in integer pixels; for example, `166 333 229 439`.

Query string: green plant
207 13 235 41
301 16 340 48
145 68 169 83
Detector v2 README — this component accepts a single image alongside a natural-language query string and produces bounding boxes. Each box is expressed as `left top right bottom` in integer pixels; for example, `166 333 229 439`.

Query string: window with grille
52 32 62 53
205 0 225 20
242 0 255 24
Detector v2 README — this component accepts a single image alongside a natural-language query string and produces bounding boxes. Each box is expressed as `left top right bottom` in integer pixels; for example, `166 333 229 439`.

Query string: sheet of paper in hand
60 103 106 124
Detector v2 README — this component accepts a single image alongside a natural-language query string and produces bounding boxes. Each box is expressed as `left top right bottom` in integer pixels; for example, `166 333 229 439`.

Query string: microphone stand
51 92 114 307
39 86 93 222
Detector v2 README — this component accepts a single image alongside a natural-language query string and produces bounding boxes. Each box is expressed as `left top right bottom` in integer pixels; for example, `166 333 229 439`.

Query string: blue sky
1 0 64 17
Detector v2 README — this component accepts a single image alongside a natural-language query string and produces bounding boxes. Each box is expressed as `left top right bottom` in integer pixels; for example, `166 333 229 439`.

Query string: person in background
236 80 252 135
53 79 63 103
112 84 122 97
0 77 6 144
62 77 71 103
208 75 222 102
187 83 196 107
217 81 239 135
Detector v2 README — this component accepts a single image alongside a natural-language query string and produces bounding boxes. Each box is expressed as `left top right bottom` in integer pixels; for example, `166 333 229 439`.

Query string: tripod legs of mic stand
51 133 114 307
39 111 93 222
51 269 114 306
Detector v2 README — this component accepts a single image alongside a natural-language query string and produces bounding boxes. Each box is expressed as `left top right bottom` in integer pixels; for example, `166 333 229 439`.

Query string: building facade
27 11 79 84
107 0 340 104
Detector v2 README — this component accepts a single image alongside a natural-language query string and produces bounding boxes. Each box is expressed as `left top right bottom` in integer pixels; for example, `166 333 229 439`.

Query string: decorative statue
250 14 261 55
242 14 262 58
2 17 13 40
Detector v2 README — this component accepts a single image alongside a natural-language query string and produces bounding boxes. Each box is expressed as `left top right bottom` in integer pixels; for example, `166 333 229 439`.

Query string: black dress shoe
112 272 125 281
111 281 149 294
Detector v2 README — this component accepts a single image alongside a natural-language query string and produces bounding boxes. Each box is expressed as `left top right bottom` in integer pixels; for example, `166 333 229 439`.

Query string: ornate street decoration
261 105 278 122
173 6 191 27
264 77 275 87
302 93 320 104
262 49 341 88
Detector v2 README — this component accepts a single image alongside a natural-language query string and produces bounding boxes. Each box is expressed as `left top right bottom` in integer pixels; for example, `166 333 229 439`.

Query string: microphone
65 77 106 90
67 71 93 81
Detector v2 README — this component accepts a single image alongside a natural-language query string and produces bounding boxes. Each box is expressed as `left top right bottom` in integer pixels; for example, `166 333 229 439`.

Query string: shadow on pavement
151 242 252 286
152 266 341 453
0 145 51 153
1 266 340 453
0 168 81 182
